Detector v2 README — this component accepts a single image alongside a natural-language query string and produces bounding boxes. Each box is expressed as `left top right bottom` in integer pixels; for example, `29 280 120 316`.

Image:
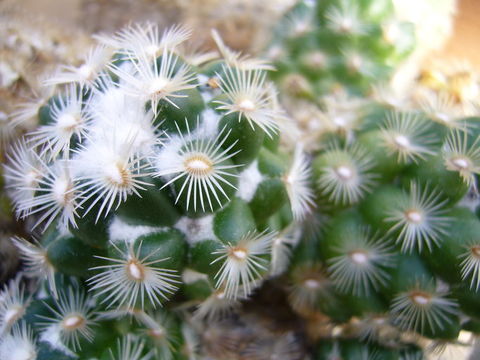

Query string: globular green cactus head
267 0 416 99
0 22 317 359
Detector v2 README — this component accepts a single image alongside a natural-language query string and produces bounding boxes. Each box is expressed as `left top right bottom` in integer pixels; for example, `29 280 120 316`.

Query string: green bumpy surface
268 0 415 99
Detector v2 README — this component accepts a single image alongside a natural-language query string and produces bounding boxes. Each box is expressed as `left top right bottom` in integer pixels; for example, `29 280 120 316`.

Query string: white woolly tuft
197 74 215 103
236 160 263 202
0 323 37 360
154 134 186 183
87 79 160 157
181 269 209 284
196 108 221 139
108 217 166 244
174 215 216 245
39 324 76 357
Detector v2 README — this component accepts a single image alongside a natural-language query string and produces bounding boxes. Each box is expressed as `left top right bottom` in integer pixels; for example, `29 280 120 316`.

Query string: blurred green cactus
265 1 480 359
2 1 480 359
267 0 415 99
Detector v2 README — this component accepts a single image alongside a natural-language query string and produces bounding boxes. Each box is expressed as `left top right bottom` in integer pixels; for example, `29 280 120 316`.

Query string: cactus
261 1 480 358
0 23 311 359
267 0 415 100
2 1 480 359
285 92 480 358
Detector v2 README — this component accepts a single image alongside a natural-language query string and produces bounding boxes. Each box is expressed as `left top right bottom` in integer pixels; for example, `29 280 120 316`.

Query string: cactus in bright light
0 22 310 359
2 1 480 359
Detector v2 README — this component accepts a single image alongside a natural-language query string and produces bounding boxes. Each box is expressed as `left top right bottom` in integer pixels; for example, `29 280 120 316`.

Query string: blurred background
1 0 479 63
1 0 478 122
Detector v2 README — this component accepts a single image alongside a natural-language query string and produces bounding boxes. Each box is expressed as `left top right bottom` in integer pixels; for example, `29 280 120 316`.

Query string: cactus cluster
267 0 415 100
0 23 312 359
263 0 480 358
288 101 480 359
2 1 480 359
